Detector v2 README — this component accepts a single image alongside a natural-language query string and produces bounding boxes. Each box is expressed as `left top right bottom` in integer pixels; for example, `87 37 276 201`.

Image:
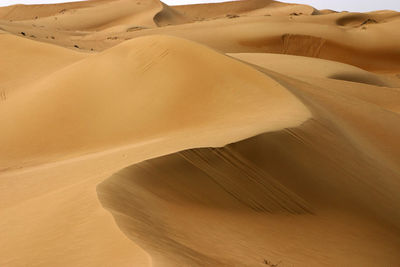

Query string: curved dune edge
228 52 400 88
0 34 311 267
97 45 400 266
0 34 310 169
97 133 400 266
97 68 400 267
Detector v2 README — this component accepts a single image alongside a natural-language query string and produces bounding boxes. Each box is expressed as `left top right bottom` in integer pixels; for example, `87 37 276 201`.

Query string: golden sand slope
97 44 400 267
0 34 86 91
0 34 309 168
1 0 400 266
0 33 309 267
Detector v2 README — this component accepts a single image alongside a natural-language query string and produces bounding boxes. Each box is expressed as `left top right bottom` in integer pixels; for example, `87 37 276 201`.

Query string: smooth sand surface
1 0 400 266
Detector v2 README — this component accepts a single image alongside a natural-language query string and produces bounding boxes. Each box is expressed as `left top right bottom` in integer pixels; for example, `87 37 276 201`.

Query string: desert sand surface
1 0 400 266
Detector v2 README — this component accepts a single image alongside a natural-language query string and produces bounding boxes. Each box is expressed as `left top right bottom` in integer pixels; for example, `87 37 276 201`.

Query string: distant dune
1 0 400 266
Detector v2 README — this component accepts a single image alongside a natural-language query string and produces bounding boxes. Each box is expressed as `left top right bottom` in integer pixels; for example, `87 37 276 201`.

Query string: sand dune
0 34 309 168
1 0 400 266
229 52 400 87
98 131 400 266
0 34 87 92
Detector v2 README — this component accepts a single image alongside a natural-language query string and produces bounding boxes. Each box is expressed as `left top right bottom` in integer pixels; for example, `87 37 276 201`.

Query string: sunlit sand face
1 0 400 267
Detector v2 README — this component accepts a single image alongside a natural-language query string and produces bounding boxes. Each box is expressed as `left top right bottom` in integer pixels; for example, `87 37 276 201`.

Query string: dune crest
97 45 400 267
0 34 310 169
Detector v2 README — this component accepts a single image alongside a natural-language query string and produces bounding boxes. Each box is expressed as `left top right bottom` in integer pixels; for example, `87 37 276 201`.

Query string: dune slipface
1 0 400 267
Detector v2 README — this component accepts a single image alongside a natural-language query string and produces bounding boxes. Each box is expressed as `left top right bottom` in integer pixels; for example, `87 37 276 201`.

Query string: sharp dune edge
0 0 400 266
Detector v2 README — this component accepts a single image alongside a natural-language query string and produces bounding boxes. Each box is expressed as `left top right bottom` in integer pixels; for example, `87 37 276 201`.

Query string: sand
0 0 400 266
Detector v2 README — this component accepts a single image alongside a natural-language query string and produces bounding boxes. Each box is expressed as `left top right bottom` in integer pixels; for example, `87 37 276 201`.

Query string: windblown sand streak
179 147 312 213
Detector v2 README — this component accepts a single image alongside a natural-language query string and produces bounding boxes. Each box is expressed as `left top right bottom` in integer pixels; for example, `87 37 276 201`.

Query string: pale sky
0 0 399 12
